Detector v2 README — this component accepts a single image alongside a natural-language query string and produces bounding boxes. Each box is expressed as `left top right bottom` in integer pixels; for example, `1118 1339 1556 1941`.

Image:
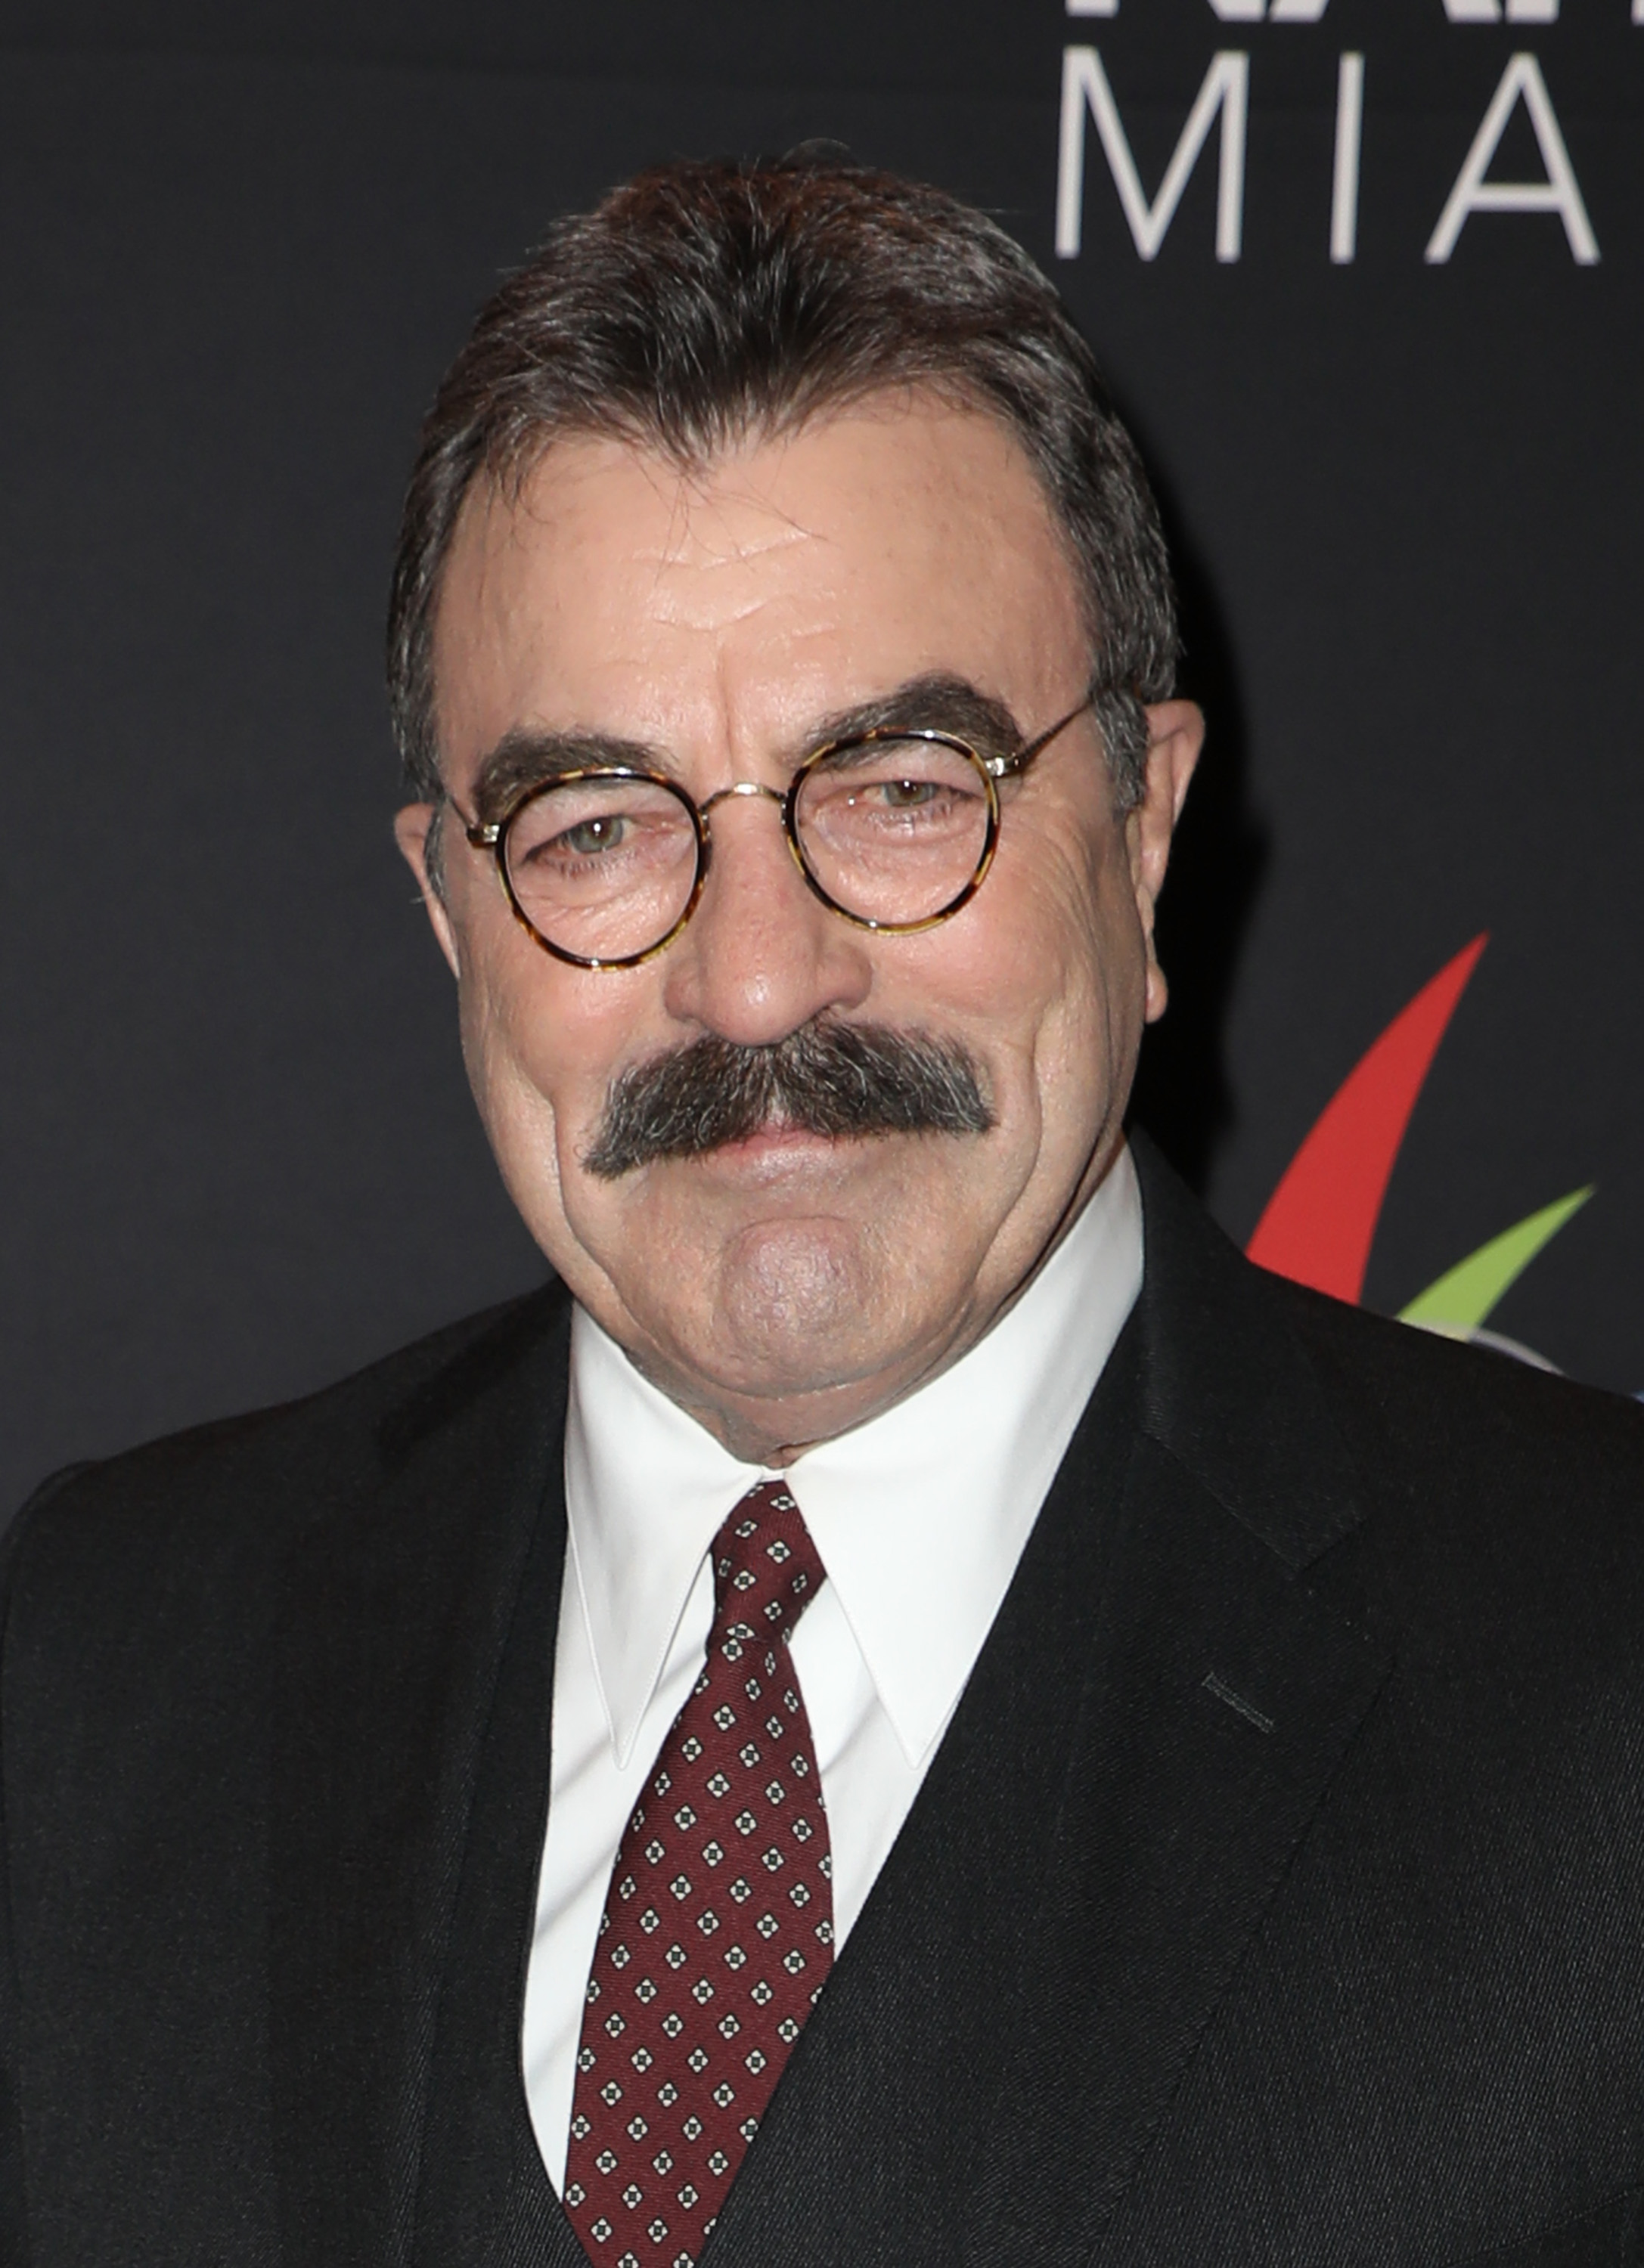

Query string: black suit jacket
5 1142 1644 2267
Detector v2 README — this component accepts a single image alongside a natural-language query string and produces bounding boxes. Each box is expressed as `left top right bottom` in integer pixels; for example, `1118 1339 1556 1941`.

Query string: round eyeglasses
448 690 1095 971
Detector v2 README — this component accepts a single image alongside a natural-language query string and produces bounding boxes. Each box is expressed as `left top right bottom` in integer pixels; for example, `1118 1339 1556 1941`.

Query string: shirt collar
564 1143 1143 1768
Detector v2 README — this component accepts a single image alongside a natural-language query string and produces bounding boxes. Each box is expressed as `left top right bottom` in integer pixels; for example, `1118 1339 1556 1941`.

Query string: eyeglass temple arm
427 789 501 850
984 683 1105 782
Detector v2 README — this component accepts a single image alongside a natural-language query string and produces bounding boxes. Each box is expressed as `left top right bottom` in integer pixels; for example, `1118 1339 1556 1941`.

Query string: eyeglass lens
503 775 698 963
501 736 996 962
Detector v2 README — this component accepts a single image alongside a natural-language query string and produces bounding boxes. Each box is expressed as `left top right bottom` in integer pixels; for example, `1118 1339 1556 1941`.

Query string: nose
660 783 873 1046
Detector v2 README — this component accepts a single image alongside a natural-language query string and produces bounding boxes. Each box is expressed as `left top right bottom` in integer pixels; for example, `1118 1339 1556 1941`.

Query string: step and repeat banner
2 0 1639 1511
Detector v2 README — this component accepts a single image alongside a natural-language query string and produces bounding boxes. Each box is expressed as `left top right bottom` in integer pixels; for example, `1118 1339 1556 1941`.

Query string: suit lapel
407 1361 590 2268
960 1446 1390 2264
269 1289 572 2268
964 1153 1394 2264
708 1141 1391 2267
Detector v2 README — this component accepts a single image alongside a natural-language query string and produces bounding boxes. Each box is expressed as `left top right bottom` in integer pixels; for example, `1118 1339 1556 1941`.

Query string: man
4 153 1643 2268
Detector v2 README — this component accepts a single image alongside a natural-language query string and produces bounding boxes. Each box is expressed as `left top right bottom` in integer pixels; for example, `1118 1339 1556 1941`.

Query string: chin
719 1213 873 1342
575 1162 981 1402
647 1212 922 1402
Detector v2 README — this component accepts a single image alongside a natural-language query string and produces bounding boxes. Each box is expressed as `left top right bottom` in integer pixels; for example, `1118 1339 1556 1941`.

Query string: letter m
1057 48 1249 262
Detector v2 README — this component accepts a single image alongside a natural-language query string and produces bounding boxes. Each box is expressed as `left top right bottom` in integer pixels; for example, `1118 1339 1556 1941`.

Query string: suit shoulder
1130 1135 1644 1582
1249 1272 1644 1694
2 1280 571 1629
1133 1128 1642 1482
1276 1271 1644 1496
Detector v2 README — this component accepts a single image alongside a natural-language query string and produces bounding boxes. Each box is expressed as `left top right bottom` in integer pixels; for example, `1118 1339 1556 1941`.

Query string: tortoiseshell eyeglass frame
444 687 1098 971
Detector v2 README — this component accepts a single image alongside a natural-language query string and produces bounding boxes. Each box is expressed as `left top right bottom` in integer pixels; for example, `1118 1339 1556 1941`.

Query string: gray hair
386 151 1180 810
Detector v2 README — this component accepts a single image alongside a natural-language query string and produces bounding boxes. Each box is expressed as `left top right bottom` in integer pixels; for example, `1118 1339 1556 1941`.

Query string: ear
392 802 463 980
1125 699 1204 1025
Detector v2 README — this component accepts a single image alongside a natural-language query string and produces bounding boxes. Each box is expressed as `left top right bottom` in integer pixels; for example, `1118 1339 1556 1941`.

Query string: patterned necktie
563 1482 835 2268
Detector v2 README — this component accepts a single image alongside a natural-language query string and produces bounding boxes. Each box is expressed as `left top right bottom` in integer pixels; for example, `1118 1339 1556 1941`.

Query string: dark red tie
563 1482 834 2268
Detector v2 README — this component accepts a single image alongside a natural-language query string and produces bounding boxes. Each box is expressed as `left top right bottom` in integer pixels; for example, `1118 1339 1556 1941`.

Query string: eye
873 778 942 809
552 814 629 858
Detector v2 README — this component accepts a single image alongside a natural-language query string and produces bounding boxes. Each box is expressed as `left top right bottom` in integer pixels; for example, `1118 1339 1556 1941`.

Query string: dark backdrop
5 0 1641 1517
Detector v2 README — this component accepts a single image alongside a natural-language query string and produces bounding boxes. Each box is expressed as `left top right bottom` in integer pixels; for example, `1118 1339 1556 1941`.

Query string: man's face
395 395 1199 1461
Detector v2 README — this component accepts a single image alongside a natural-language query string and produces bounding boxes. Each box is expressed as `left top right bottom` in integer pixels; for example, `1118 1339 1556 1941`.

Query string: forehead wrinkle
647 448 826 577
450 410 1072 804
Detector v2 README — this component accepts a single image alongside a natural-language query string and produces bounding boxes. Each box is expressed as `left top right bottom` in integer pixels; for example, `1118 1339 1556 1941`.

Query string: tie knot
711 1480 824 1653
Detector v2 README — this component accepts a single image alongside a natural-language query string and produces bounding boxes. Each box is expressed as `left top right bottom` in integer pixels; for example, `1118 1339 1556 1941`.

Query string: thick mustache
582 1021 994 1179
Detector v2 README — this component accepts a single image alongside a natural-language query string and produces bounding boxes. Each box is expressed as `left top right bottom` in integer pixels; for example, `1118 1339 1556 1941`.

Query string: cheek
452 918 659 1155
898 828 1121 1059
897 821 1143 1160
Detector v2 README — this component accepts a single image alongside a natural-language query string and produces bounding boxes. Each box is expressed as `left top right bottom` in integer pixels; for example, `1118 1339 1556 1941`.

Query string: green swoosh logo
1397 1187 1594 1337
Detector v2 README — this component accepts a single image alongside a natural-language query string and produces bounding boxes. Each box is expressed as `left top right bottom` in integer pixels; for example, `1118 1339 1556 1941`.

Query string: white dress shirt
522 1144 1144 2190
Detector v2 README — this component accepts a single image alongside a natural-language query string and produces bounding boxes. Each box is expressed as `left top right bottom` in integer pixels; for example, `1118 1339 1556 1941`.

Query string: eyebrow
466 672 1029 824
470 727 665 824
805 674 1026 761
